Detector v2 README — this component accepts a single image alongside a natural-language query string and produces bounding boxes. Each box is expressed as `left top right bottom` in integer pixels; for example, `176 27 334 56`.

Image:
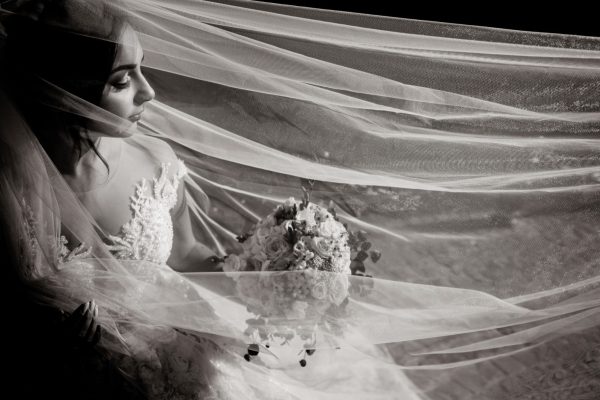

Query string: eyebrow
110 64 136 74
110 54 145 75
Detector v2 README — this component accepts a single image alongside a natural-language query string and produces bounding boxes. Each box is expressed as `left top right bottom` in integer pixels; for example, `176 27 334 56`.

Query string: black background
254 1 600 37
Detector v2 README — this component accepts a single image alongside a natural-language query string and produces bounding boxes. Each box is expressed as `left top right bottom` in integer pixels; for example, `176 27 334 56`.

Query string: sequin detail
107 160 187 264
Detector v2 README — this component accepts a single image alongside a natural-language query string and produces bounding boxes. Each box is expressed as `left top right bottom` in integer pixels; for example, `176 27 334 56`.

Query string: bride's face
97 24 155 136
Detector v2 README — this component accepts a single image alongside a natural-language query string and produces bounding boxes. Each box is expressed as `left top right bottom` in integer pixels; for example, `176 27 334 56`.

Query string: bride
1 0 598 399
1 1 425 398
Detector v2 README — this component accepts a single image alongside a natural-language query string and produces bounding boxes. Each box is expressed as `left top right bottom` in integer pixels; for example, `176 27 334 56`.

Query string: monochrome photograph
1 1 598 398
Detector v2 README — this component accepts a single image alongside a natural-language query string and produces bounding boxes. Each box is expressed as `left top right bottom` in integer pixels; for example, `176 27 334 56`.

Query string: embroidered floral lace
106 160 187 265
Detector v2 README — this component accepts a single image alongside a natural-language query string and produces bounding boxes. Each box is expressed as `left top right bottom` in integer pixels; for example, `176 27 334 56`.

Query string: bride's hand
59 300 102 349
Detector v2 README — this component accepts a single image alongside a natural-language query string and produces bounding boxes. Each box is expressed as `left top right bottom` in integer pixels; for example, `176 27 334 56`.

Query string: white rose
243 235 258 252
309 237 333 259
251 248 269 263
318 219 346 238
311 281 327 300
264 235 291 260
247 237 268 261
314 206 330 222
254 226 272 245
328 275 349 306
284 300 308 319
295 204 317 227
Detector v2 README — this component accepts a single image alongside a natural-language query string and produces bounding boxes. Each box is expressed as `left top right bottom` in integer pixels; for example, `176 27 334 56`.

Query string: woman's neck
56 136 122 192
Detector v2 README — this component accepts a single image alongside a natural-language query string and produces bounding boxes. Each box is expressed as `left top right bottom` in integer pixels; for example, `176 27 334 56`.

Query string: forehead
114 24 142 65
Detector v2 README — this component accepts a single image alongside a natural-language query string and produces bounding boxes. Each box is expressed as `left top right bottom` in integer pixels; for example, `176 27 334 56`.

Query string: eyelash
112 75 131 91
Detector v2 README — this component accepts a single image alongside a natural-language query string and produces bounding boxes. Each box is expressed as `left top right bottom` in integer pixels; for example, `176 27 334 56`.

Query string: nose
134 73 155 105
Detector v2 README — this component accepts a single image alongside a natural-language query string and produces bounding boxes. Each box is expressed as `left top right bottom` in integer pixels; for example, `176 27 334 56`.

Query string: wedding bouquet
223 187 379 365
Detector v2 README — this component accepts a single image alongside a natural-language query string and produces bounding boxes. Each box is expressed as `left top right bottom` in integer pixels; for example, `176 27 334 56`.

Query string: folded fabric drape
1 1 598 398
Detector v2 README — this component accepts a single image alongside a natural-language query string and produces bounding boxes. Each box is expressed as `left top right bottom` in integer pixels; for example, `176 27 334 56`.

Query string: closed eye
111 75 131 90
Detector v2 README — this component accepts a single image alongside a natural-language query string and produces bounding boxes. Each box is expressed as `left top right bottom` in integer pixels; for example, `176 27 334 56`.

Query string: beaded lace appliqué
106 160 187 265
19 198 91 276
57 235 92 264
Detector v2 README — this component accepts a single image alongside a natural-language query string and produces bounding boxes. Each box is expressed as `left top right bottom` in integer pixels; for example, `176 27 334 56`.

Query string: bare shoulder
123 134 184 179
127 134 178 164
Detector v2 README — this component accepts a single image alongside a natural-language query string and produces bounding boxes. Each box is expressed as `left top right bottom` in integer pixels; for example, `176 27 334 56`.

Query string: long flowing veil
0 0 599 398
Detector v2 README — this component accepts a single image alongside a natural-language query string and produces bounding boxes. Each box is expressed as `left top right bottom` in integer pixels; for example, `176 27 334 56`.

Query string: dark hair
2 1 128 172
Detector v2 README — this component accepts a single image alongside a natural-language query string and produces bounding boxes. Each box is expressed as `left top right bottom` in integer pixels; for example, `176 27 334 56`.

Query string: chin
99 122 138 138
119 122 138 137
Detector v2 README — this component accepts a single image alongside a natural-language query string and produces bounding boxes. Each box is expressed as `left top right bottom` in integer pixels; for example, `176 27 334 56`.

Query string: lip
129 110 144 122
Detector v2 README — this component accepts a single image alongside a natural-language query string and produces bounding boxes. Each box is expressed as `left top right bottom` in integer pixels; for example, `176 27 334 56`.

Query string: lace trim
18 199 39 279
106 160 187 264
57 235 92 264
19 198 91 275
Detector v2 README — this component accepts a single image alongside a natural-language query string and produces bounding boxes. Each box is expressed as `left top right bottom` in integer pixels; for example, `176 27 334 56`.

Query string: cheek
100 90 134 118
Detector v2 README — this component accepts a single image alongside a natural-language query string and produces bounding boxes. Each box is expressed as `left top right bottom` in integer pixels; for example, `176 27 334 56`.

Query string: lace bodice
106 160 187 265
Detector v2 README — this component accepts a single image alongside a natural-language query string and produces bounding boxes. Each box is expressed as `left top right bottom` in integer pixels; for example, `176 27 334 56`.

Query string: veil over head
0 0 599 398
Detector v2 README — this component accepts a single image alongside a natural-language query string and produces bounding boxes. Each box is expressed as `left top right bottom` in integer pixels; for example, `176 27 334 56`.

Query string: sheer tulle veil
0 0 599 398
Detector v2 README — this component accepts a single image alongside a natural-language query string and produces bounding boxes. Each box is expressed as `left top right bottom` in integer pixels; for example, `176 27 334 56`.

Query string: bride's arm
168 185 222 273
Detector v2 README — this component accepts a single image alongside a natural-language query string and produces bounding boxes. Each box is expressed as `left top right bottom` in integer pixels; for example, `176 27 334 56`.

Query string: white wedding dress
4 2 597 398
69 133 425 400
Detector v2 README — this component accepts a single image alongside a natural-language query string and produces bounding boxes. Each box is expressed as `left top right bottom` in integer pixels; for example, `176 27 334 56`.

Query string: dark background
254 1 600 37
